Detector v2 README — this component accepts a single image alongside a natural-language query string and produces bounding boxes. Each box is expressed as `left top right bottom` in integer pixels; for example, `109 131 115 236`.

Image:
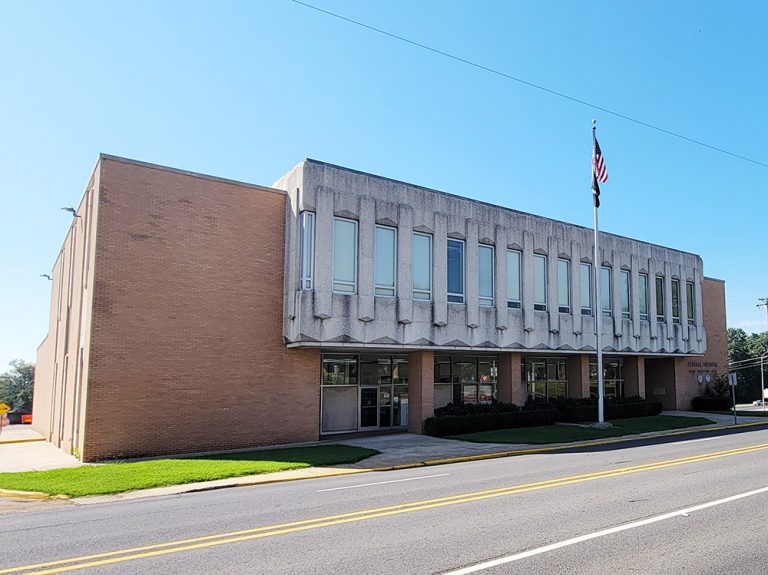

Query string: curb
8 419 768 503
0 438 45 446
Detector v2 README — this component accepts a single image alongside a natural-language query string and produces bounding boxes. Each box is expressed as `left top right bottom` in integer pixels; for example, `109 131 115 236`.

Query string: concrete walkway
0 426 81 472
0 424 46 444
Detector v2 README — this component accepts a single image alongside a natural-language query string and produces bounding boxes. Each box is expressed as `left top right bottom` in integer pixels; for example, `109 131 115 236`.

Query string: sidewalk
2 411 768 508
0 426 81 473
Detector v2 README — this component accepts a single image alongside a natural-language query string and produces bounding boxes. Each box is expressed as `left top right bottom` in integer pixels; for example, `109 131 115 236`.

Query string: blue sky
1 0 767 369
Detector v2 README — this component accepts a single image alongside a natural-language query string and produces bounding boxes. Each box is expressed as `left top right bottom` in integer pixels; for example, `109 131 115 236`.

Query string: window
557 259 570 313
534 255 547 311
601 266 612 317
374 226 396 297
524 357 567 402
412 233 432 300
447 239 465 303
507 250 522 309
671 279 681 323
589 358 625 399
433 355 497 407
686 281 695 325
333 218 357 293
656 276 665 321
478 245 494 306
580 263 592 315
639 273 649 321
300 212 315 290
620 270 631 319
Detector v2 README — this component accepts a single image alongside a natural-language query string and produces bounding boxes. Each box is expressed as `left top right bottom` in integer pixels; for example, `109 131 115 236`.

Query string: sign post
728 372 738 425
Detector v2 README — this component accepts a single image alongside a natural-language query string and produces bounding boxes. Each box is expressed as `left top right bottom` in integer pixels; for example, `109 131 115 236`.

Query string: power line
290 0 768 170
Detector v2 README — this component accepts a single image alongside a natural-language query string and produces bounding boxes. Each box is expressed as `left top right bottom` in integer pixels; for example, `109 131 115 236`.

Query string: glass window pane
413 233 432 299
534 255 547 309
580 263 592 314
478 245 494 305
639 274 648 318
656 276 665 319
557 259 570 311
333 218 357 291
300 212 315 290
374 226 396 296
447 239 464 302
672 279 680 321
687 281 695 323
507 250 521 304
322 355 358 386
601 267 612 316
620 270 631 318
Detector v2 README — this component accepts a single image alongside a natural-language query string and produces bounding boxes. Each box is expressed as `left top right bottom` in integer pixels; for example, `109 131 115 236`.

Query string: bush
424 407 560 437
691 396 732 411
433 402 520 417
552 396 662 423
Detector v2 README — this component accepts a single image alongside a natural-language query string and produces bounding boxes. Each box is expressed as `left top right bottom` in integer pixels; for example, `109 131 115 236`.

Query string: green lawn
0 444 378 497
450 415 715 444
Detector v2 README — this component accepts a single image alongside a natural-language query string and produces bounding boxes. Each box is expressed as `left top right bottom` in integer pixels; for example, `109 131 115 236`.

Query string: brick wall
80 157 319 460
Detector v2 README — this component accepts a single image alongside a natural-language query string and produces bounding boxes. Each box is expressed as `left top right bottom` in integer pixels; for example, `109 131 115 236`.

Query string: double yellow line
5 442 768 575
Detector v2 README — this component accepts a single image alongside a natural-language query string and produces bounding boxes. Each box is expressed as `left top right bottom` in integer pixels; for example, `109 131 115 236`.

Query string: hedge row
691 396 732 411
424 407 560 437
556 400 662 423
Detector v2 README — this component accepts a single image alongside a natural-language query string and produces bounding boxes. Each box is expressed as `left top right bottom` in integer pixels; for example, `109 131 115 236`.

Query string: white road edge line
443 485 768 575
316 473 450 492
671 437 718 445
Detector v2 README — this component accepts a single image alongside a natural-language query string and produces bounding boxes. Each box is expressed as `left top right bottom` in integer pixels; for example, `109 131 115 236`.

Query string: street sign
728 373 737 387
0 403 10 415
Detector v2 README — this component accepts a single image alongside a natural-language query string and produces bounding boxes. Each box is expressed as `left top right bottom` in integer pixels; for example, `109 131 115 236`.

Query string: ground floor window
321 354 409 434
589 358 625 399
434 355 497 408
524 357 567 402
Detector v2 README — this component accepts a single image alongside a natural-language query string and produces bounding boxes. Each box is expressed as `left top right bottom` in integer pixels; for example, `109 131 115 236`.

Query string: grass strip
449 415 715 444
0 444 378 497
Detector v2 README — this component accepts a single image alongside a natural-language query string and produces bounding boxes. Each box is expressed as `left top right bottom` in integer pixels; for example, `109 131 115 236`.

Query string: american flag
592 132 608 207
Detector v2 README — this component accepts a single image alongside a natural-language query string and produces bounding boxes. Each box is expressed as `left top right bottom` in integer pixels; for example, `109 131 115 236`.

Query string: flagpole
592 119 605 425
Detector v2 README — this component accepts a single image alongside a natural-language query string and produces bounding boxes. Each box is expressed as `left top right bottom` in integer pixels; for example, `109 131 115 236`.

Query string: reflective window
672 279 681 323
601 266 612 317
433 356 497 406
557 259 570 313
300 212 315 290
686 281 695 325
374 226 396 297
478 245 494 306
412 233 432 300
322 355 358 386
447 239 465 303
507 250 522 308
333 218 357 293
580 263 592 315
620 270 631 319
639 273 649 321
524 357 567 402
589 358 624 399
534 255 547 311
656 276 665 321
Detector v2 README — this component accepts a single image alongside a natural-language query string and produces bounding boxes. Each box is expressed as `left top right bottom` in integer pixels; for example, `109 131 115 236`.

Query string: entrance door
359 387 379 429
379 387 392 428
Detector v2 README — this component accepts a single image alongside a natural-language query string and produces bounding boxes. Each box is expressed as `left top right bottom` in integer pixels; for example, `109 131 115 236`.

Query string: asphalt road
3 427 768 574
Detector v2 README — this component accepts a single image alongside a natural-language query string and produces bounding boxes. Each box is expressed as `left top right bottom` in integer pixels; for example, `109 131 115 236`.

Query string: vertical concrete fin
631 254 641 338
397 204 413 324
357 196 375 322
571 240 582 335
522 230 535 332
547 236 559 333
466 219 479 329
313 187 333 319
433 213 448 327
495 225 508 330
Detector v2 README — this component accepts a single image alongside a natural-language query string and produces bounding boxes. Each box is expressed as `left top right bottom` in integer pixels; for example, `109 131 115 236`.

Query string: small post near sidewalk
728 372 738 425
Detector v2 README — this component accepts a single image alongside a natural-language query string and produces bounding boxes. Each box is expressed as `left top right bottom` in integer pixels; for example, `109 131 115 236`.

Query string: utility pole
758 298 768 411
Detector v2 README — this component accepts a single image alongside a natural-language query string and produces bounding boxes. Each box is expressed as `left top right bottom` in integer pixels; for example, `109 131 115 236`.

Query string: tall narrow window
655 276 665 321
412 233 432 300
620 270 631 319
686 281 695 325
580 263 592 315
557 259 570 313
507 250 522 309
478 245 494 306
639 273 649 321
447 239 465 303
333 217 357 293
300 212 315 290
601 267 612 317
671 279 681 323
534 255 547 311
374 225 396 297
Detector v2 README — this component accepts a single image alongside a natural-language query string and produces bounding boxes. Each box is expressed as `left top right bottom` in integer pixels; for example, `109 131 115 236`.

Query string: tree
0 359 34 412
727 328 768 403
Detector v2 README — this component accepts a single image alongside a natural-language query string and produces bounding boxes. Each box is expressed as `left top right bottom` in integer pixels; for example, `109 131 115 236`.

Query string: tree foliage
0 359 34 412
727 328 768 402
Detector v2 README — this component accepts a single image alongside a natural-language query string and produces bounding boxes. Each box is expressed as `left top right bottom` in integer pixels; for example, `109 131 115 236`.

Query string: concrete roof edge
98 153 287 196
703 276 726 284
302 158 703 259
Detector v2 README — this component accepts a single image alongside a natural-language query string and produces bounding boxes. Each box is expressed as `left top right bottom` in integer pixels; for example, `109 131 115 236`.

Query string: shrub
552 396 662 423
433 402 520 417
691 396 732 411
424 407 560 437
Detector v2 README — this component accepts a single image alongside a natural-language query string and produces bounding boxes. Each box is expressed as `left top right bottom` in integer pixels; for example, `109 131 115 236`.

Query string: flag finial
592 118 596 128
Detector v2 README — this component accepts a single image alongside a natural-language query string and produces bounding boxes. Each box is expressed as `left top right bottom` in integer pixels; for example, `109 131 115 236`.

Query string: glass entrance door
359 387 379 429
